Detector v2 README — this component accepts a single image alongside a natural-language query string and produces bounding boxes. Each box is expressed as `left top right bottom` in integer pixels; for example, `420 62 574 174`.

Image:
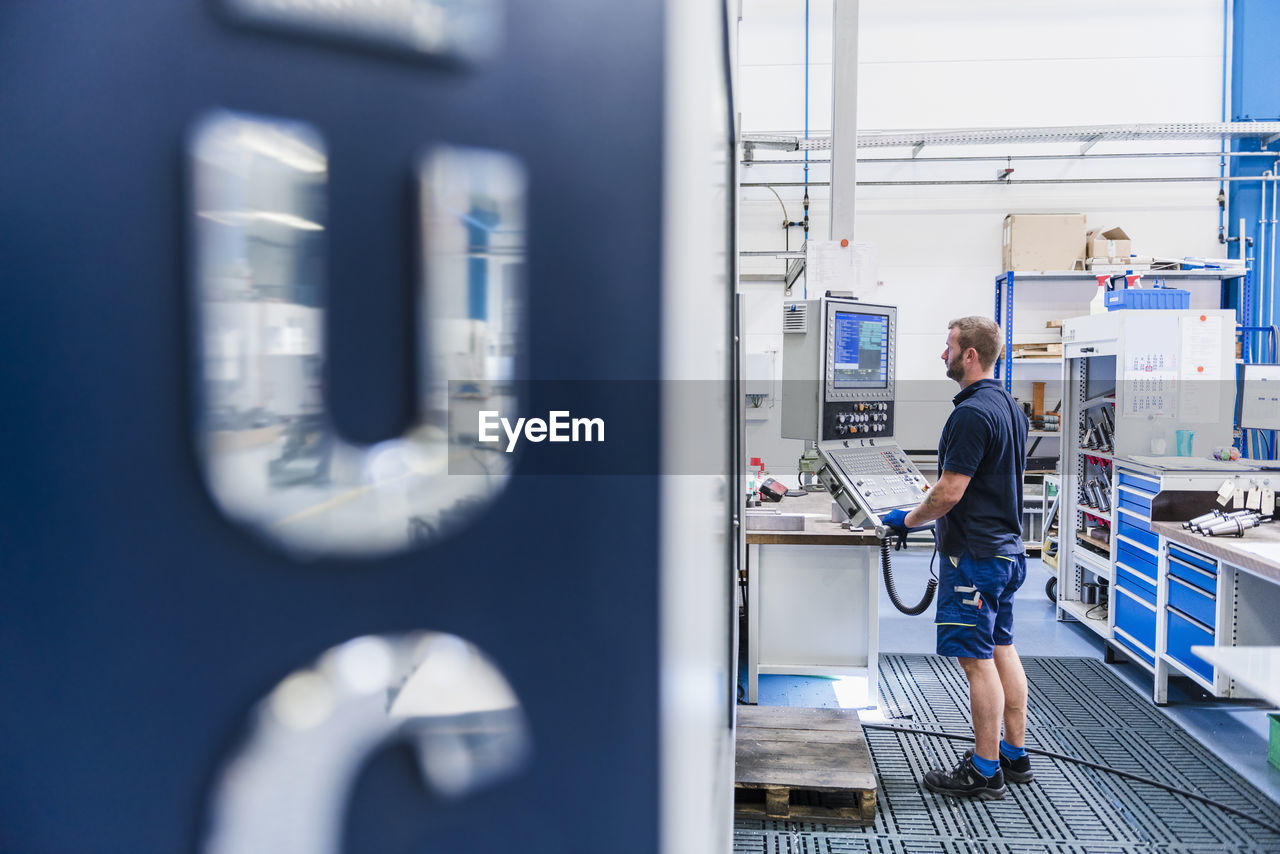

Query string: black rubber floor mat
734 655 1280 853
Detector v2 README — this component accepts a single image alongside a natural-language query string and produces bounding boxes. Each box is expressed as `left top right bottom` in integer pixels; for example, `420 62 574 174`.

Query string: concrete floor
753 549 1280 807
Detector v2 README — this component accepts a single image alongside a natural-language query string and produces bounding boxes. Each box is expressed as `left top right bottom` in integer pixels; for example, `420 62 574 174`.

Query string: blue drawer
1114 587 1157 652
1118 491 1152 515
1118 471 1160 494
1168 576 1216 628
1166 609 1214 682
1116 563 1158 604
1116 508 1152 533
1167 555 1217 595
1117 540 1157 574
1116 515 1158 551
1168 544 1215 574
1113 630 1156 668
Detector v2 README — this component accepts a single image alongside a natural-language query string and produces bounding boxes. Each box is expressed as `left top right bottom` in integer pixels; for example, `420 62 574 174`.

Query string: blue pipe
1219 0 1229 241
803 0 809 297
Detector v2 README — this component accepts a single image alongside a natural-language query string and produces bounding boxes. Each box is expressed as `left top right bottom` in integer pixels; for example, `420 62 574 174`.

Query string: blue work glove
880 508 912 550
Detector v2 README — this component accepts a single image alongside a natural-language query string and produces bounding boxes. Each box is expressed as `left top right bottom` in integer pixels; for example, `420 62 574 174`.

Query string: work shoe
963 748 1034 784
923 753 1007 800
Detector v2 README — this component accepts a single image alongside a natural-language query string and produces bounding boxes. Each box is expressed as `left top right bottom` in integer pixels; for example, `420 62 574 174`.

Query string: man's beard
946 352 965 382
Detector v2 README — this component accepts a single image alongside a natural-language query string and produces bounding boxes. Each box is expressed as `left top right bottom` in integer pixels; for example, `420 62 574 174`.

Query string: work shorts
935 553 1027 660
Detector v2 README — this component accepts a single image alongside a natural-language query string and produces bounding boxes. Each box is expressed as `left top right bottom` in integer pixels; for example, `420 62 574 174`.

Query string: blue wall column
1228 0 1280 332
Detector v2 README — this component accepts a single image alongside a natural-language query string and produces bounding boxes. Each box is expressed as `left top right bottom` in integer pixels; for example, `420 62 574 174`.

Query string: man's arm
904 470 972 528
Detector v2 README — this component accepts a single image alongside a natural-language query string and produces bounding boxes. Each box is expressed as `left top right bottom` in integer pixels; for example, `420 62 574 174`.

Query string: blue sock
1000 739 1027 760
971 753 999 777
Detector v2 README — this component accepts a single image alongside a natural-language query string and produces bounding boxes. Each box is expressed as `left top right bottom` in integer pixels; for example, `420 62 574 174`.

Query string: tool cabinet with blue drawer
1151 528 1280 705
1104 462 1267 704
1056 311 1235 671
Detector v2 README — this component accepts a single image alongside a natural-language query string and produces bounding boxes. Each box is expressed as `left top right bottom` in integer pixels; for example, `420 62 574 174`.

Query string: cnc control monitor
779 297 923 529
822 300 896 442
831 310 889 389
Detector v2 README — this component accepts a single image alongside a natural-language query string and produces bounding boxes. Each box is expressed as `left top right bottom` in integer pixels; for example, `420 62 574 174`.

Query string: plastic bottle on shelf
1089 275 1108 315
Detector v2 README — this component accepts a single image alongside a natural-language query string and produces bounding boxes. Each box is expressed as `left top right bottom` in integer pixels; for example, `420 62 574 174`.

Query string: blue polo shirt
935 378 1029 557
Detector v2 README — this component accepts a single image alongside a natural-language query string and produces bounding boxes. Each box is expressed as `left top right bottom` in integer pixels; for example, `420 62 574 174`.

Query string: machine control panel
822 400 894 440
817 440 929 523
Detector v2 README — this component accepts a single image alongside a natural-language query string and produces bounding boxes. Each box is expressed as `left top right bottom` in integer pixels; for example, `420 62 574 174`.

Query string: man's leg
924 556 1007 798
958 656 1004 761
993 643 1027 748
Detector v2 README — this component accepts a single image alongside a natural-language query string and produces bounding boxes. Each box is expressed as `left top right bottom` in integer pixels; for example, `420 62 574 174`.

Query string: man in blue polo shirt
882 315 1031 800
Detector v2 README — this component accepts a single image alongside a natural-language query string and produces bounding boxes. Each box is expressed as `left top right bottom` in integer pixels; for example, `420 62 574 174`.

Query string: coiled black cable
880 537 937 615
862 722 1280 837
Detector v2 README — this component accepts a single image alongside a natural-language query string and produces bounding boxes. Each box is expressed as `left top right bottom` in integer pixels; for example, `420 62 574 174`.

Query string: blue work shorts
935 553 1027 659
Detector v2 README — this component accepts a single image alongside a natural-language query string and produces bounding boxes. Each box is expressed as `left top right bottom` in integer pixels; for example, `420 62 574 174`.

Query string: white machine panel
1239 363 1280 430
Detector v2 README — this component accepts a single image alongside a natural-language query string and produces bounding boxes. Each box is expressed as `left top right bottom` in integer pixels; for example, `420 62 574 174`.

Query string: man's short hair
948 316 1004 370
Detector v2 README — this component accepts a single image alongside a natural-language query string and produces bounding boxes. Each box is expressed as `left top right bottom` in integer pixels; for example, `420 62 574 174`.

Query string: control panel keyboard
819 441 929 517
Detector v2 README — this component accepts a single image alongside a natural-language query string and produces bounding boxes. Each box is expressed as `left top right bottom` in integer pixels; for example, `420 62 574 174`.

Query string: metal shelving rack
994 270 1245 559
1056 310 1237 669
994 269 1247 394
1059 347 1117 647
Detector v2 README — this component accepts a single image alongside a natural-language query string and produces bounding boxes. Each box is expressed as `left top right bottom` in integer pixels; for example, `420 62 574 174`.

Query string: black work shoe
923 753 1007 800
963 748 1034 784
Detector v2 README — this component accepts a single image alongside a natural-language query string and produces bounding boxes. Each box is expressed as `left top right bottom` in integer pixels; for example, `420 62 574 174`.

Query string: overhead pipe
741 175 1280 188
743 150 1280 166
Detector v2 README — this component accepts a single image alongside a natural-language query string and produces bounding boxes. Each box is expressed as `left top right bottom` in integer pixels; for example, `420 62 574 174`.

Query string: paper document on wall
806 240 878 298
1178 315 1223 423
1122 321 1176 418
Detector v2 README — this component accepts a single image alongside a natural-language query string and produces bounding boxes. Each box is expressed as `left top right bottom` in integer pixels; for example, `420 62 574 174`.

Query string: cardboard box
1002 214 1087 271
1086 226 1132 263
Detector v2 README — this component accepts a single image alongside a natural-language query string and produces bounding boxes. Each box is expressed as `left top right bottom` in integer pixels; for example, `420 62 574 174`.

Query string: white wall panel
741 284 787 336
739 64 833 133
859 57 1223 129
858 0 1221 64
738 0 834 66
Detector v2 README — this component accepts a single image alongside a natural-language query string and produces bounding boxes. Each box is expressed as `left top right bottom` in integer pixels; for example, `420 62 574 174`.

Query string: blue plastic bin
1105 288 1191 310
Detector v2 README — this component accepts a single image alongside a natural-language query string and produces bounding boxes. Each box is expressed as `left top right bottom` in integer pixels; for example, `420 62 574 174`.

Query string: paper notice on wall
806 240 878 297
1122 320 1177 418
1178 315 1223 423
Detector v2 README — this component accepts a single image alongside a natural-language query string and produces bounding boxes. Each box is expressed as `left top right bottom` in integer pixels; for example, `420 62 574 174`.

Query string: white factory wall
739 0 1230 477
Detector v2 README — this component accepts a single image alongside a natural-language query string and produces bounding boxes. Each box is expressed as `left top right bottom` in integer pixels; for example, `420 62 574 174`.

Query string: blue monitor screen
832 311 889 389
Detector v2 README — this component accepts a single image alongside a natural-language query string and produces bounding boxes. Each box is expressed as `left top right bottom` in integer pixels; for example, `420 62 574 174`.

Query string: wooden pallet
734 705 877 825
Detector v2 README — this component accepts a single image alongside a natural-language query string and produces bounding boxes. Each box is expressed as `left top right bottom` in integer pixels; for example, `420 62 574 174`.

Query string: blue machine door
0 3 690 852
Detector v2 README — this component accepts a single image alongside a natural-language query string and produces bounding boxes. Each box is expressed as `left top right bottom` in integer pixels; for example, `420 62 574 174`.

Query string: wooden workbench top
1151 520 1280 586
745 490 882 546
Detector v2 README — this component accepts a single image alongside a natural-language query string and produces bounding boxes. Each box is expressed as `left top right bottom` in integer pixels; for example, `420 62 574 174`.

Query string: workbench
743 491 882 706
1147 520 1280 703
1152 520 1280 586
